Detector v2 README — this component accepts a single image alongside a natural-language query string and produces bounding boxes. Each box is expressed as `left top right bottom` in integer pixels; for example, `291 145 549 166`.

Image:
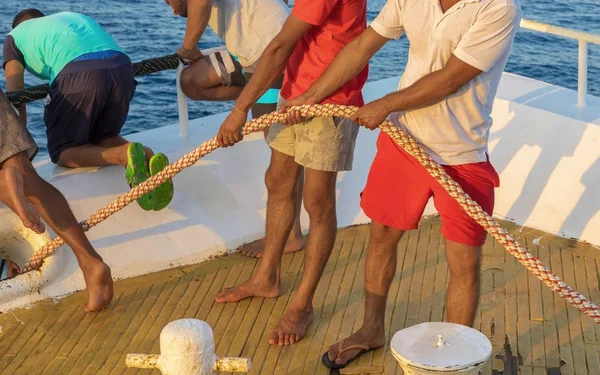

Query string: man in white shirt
165 0 306 258
284 0 521 368
165 0 289 117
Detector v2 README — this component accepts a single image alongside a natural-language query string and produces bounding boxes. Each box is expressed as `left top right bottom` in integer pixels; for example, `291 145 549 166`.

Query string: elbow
192 0 212 12
264 37 295 61
443 77 466 97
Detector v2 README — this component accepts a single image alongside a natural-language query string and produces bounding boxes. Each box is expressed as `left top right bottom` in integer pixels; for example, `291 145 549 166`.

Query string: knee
55 158 69 168
448 250 481 280
18 162 38 177
265 166 296 197
180 69 204 98
303 188 335 219
370 223 404 247
55 152 73 168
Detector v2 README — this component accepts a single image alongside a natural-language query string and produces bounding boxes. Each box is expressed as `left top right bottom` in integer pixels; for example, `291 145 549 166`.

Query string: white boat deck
0 72 599 314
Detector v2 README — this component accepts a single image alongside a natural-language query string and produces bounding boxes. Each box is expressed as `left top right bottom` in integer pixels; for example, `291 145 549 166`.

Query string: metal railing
175 20 600 135
520 19 600 107
175 46 227 137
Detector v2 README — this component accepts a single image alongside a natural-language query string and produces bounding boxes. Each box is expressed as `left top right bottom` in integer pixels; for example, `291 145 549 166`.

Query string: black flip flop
321 339 373 369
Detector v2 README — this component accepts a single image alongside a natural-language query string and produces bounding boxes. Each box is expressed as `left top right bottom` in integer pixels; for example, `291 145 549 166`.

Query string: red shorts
361 133 500 247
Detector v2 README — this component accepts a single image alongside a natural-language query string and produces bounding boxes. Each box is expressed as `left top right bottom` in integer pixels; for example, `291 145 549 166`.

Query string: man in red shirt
215 0 368 346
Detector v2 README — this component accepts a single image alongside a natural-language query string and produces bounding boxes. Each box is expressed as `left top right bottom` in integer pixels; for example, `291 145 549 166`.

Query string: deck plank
526 237 547 370
381 226 425 375
550 244 575 375
299 237 347 375
1 219 599 374
560 249 588 375
490 236 507 373
537 243 561 371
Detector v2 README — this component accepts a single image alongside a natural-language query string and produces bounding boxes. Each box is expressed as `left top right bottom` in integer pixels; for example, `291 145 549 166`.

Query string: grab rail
520 19 600 107
174 20 600 135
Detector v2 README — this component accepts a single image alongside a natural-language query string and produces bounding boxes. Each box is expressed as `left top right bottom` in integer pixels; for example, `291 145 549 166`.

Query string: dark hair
12 8 45 29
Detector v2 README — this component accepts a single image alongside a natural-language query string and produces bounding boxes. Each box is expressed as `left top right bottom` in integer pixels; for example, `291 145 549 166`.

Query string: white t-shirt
371 0 521 165
208 0 290 68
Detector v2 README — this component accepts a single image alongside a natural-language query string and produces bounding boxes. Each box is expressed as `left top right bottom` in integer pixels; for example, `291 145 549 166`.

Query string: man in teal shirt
3 9 173 211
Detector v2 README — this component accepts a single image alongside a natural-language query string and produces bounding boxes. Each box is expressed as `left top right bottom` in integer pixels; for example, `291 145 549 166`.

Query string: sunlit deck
1 217 598 374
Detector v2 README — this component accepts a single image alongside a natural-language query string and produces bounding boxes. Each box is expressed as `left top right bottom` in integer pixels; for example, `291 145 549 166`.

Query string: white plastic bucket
391 322 491 375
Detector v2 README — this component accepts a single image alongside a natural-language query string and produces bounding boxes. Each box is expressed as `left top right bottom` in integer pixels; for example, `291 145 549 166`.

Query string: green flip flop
148 153 174 211
125 142 155 211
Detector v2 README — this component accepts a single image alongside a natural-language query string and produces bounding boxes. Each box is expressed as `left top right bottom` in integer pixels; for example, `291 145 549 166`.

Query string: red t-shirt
280 0 368 106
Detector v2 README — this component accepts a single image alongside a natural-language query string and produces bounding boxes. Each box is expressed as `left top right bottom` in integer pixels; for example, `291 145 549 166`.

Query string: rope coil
20 104 600 324
6 54 183 108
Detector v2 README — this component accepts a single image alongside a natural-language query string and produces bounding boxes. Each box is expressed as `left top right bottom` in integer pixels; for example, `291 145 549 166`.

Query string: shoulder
478 0 522 18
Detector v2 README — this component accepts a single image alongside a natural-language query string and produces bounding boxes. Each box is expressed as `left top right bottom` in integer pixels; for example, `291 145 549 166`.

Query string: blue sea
1 0 598 155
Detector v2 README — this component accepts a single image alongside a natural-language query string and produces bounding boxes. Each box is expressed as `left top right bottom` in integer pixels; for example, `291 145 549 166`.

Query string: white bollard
390 322 491 375
126 319 251 375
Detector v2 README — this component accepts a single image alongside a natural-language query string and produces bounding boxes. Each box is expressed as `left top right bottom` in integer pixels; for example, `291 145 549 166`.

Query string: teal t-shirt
7 12 123 84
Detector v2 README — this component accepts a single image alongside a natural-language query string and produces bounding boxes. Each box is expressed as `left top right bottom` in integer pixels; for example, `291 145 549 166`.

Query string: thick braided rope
22 104 600 323
6 54 183 108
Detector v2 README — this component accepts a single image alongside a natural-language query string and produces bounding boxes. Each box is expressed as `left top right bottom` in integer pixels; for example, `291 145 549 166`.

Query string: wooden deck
0 217 599 374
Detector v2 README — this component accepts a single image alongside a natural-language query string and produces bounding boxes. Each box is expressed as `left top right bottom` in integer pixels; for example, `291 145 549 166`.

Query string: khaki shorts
0 89 38 164
266 115 360 172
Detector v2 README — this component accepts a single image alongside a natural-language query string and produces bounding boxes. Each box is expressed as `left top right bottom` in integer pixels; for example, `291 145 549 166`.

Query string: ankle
288 294 314 313
358 320 386 335
118 145 130 167
78 254 105 272
252 270 280 288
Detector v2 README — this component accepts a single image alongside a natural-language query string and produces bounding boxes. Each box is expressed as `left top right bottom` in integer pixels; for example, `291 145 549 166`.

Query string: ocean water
1 0 598 155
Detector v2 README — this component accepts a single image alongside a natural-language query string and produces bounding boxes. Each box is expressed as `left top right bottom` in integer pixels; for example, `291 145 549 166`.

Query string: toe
328 345 340 362
269 332 279 345
34 223 45 234
215 289 230 302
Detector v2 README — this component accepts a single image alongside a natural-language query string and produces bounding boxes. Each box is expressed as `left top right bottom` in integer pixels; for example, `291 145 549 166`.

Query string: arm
282 27 388 122
234 15 312 113
177 0 213 61
4 60 26 125
378 56 482 113
282 0 402 122
350 3 521 129
216 14 312 146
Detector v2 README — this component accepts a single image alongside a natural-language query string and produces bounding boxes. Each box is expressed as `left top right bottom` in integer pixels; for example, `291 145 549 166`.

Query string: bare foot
215 277 281 303
0 167 45 234
326 326 386 367
239 235 305 258
269 304 314 346
82 259 114 312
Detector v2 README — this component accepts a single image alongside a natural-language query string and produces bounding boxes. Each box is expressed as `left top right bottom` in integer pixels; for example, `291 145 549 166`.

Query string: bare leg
269 168 338 346
180 59 244 101
215 150 301 303
327 222 405 365
56 136 153 169
0 166 45 233
239 105 305 258
56 143 129 168
239 168 305 258
444 238 482 326
3 152 113 312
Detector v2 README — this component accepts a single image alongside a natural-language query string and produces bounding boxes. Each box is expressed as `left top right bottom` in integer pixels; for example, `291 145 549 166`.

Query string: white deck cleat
126 319 251 374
